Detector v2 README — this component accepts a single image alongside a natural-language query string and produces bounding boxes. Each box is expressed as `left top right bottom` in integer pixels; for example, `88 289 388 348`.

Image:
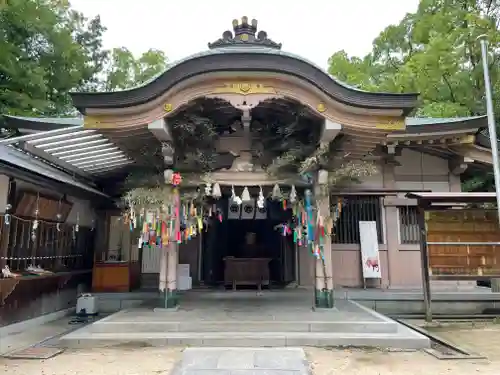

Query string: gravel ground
0 347 182 375
1 321 500 375
307 322 500 375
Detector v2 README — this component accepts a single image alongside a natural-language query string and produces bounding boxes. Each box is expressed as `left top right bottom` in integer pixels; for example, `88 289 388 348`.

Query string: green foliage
103 47 168 91
328 0 500 118
327 0 500 190
0 0 108 117
0 0 169 124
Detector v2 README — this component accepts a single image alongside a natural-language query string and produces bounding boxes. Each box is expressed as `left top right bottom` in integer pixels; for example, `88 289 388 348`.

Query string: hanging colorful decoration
241 186 251 201
31 194 40 242
72 212 80 242
56 198 62 232
257 186 265 209
204 183 212 196
314 207 325 260
171 172 182 186
290 185 297 203
271 184 282 201
212 182 222 199
231 185 242 205
123 168 348 257
126 171 211 249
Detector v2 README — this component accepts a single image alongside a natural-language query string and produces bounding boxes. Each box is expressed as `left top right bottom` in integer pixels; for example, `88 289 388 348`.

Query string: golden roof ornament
208 17 282 50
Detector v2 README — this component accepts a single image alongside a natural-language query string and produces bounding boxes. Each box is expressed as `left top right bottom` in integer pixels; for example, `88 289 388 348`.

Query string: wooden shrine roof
0 125 134 178
0 145 110 199
68 18 419 114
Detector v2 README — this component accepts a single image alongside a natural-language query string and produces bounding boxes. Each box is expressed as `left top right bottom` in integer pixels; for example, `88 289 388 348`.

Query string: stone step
60 327 430 349
87 320 398 334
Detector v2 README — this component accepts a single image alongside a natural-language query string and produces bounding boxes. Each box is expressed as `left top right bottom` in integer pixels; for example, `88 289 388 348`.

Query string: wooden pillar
158 243 179 309
0 177 15 269
382 162 398 288
159 246 167 292
159 186 180 309
313 171 334 308
159 242 179 309
417 204 432 322
165 242 179 308
159 242 178 308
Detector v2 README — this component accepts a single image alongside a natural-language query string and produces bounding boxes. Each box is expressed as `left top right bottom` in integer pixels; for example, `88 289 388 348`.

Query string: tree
103 48 168 91
328 0 500 118
0 0 108 117
0 0 169 132
327 0 500 190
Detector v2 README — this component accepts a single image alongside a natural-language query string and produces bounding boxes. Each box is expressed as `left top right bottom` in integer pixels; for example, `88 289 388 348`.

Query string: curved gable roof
70 19 419 115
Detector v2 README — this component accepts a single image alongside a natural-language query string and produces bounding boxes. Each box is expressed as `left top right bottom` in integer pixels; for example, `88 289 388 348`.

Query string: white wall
394 149 452 192
352 149 453 192
395 149 449 176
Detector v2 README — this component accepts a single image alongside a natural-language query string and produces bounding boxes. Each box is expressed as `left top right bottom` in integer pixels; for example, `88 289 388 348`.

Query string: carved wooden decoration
212 83 277 96
375 118 405 131
208 17 282 50
83 116 103 129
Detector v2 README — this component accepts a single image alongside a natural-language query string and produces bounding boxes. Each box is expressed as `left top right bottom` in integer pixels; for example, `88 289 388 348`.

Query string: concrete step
87 320 398 334
60 327 430 349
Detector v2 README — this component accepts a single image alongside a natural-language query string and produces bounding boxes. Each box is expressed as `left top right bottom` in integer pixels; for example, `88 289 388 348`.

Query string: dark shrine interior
201 197 296 287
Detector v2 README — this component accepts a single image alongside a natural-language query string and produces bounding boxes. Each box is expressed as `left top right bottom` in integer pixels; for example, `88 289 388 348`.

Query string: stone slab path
172 348 310 375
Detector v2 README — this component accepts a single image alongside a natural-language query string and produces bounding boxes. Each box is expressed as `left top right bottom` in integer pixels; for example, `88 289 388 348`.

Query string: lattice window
332 195 383 244
399 206 419 244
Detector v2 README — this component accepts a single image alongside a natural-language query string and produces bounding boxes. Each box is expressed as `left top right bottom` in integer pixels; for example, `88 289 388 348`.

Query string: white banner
359 221 382 279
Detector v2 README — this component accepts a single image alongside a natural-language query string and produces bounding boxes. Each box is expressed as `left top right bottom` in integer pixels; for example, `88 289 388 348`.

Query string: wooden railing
0 214 95 326
0 215 94 272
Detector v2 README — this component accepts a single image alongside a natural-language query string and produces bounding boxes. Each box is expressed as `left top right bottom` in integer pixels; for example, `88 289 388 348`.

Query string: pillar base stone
315 288 334 308
157 289 179 309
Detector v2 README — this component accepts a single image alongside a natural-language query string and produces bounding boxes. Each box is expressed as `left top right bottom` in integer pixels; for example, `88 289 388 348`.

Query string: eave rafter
382 130 492 171
450 144 493 166
0 126 135 177
382 133 475 158
385 133 476 146
332 126 392 160
382 134 478 162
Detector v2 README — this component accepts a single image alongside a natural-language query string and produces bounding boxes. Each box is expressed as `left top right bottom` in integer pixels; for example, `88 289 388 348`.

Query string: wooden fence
426 210 500 278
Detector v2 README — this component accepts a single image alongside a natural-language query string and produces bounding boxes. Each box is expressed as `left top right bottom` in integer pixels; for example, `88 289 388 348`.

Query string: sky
70 0 420 70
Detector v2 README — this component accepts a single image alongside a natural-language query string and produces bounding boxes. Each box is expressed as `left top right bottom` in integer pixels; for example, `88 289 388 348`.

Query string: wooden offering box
92 261 140 293
223 257 271 290
92 213 141 293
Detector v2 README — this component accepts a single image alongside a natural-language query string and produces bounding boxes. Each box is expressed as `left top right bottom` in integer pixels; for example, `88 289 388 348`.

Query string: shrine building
0 17 495 325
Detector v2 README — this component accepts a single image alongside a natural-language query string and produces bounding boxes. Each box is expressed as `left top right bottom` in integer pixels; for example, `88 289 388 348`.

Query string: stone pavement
172 347 310 375
0 317 73 355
